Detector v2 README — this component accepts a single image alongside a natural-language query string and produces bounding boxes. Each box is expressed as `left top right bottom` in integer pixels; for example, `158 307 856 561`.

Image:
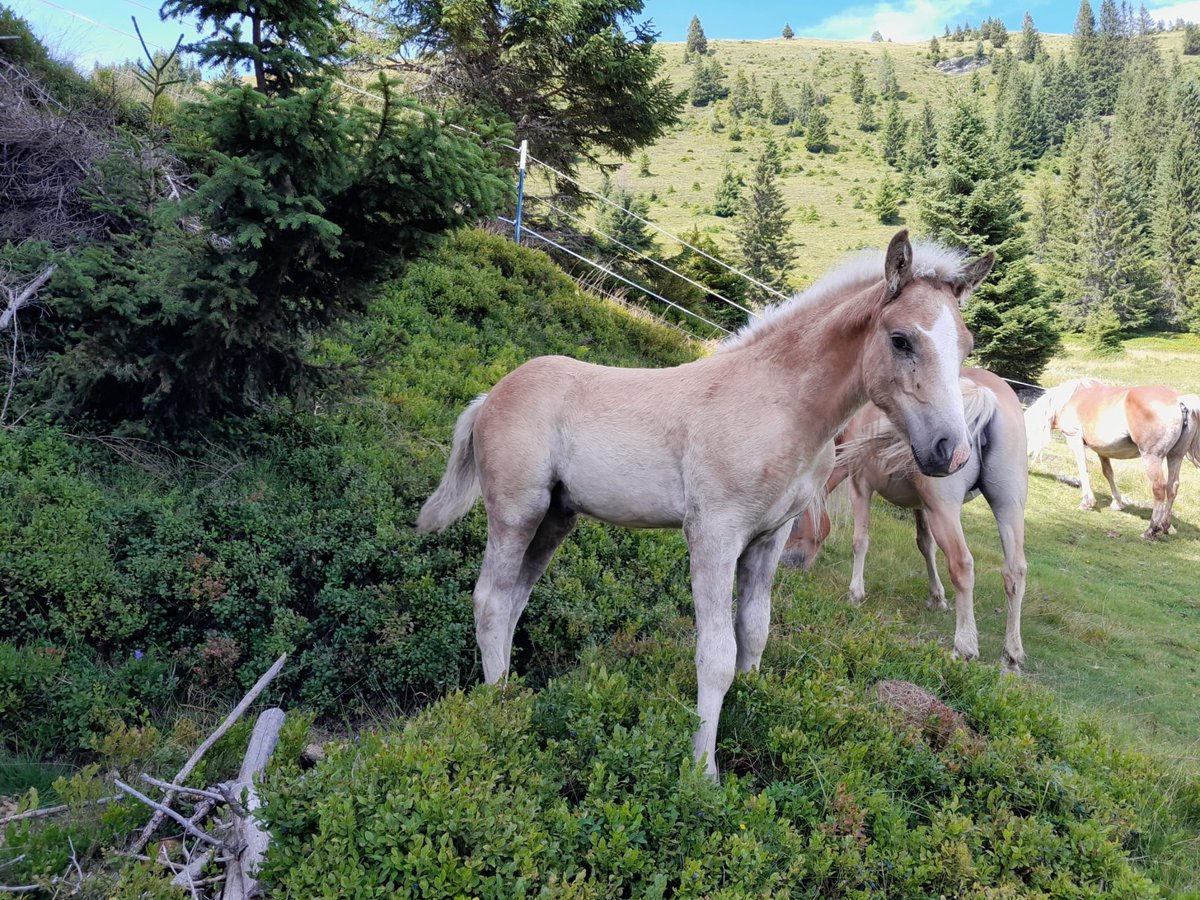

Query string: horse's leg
474 491 552 683
685 521 741 779
1099 456 1125 510
990 498 1028 674
1143 452 1169 539
847 479 873 607
1163 451 1185 534
923 504 978 662
734 524 789 673
1066 433 1096 510
914 509 948 611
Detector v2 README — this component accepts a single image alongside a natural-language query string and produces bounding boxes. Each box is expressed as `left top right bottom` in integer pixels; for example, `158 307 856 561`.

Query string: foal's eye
890 332 913 353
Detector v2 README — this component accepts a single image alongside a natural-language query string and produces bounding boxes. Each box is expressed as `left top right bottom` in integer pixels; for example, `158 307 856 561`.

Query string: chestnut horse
782 369 1028 672
418 231 994 777
1026 379 1200 538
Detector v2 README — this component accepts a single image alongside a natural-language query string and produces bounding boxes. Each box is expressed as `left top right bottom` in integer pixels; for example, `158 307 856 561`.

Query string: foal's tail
416 394 487 533
1181 394 1200 468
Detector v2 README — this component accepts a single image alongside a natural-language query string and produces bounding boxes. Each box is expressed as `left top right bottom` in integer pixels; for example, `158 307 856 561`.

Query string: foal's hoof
1079 498 1095 511
926 593 949 612
1000 653 1024 676
1108 500 1124 511
1142 525 1165 540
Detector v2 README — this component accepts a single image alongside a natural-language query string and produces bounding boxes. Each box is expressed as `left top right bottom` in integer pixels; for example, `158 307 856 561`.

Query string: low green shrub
0 229 698 753
261 598 1186 897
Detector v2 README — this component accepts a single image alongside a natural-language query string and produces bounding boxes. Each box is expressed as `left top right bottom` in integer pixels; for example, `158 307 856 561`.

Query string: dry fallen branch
222 708 286 900
114 781 225 849
131 653 287 855
0 794 118 827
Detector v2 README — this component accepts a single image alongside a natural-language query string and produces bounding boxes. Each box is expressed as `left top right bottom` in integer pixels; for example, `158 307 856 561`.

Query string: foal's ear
883 230 913 300
949 251 995 301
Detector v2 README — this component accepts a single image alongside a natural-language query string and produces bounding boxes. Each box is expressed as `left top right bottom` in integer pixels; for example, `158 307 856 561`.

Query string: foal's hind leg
474 512 543 683
1099 457 1125 510
1143 453 1170 539
923 504 978 662
914 510 948 611
1163 451 1185 534
734 524 790 673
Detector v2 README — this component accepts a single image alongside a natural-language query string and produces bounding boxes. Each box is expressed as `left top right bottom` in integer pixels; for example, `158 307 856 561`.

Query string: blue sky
7 0 1200 69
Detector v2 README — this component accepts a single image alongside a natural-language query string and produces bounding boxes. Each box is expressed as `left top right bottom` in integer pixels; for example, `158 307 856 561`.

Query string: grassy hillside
532 31 1200 290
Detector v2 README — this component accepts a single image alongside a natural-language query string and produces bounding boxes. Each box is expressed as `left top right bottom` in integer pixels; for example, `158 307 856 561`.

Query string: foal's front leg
685 522 741 780
922 504 978 662
734 524 790 673
914 509 948 611
847 480 874 606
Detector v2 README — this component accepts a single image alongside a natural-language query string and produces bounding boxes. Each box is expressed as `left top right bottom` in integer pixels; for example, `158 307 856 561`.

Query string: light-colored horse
1026 379 1200 539
782 368 1028 673
418 231 994 777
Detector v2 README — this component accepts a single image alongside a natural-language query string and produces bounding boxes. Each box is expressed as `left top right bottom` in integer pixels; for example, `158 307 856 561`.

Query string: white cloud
1148 2 1200 23
802 0 979 43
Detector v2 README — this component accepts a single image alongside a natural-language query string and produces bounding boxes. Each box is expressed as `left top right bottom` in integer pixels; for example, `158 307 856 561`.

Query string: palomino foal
783 369 1029 673
418 231 993 777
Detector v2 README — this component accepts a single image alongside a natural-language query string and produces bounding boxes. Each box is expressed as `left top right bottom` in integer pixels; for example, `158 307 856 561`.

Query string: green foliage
389 0 683 184
0 5 113 110
904 101 938 171
857 91 878 132
25 77 510 432
669 228 751 330
804 106 830 153
874 176 902 224
877 50 900 99
1185 23 1200 55
686 15 707 57
1084 303 1125 353
261 598 1181 897
711 163 741 217
880 97 907 168
1152 78 1200 326
767 81 790 125
728 68 761 118
737 139 795 305
782 23 794 40
919 98 1060 382
689 57 727 106
0 230 698 749
1018 12 1044 62
849 59 866 103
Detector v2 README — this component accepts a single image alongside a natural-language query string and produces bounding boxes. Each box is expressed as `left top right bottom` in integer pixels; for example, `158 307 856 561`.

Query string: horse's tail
1180 394 1200 468
416 394 488 533
1024 378 1094 459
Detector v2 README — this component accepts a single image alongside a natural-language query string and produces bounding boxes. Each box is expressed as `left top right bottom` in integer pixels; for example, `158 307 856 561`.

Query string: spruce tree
1017 12 1043 61
690 57 726 106
795 81 817 126
875 176 902 223
1184 23 1200 54
881 97 907 168
904 101 938 170
595 177 653 253
1152 79 1200 325
736 138 795 305
1049 123 1158 332
730 68 752 117
687 15 707 57
878 50 900 98
1093 0 1127 114
712 163 741 217
929 35 942 61
999 66 1047 165
849 59 866 102
782 23 794 40
805 107 830 153
919 98 1060 381
857 91 878 132
768 81 791 124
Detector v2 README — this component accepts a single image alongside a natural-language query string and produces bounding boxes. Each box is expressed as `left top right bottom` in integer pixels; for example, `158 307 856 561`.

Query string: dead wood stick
0 264 56 333
114 781 224 849
170 846 215 890
0 795 118 826
222 708 286 900
131 653 287 853
139 773 225 803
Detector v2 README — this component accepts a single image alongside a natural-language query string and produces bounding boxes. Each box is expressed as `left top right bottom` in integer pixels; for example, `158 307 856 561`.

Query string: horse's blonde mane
1023 377 1102 459
720 241 972 352
835 379 1000 479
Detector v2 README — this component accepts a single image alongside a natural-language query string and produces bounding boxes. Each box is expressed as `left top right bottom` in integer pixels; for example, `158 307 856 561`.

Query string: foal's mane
719 241 972 353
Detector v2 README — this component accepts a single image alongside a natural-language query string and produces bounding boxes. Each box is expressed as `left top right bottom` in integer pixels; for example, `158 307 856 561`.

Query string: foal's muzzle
912 437 970 477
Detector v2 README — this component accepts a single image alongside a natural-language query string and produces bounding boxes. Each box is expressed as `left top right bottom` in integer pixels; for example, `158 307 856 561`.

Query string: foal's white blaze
917 305 970 472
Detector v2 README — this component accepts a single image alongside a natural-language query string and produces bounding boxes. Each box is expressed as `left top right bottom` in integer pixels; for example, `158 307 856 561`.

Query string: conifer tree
736 138 795 305
857 91 878 132
878 50 900 98
690 57 726 106
849 59 866 102
904 101 938 170
1093 0 1128 114
919 98 1060 381
1049 124 1158 332
712 163 741 217
999 66 1047 165
805 106 830 153
782 23 794 40
595 176 653 253
795 81 817 126
929 35 942 61
881 98 907 167
1184 23 1200 54
768 81 791 124
729 68 753 117
1017 11 1043 61
875 176 902 223
1152 79 1200 325
687 15 707 57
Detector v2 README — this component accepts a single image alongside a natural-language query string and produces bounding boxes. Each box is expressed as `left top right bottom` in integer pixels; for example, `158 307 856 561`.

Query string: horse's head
780 504 831 570
861 230 994 477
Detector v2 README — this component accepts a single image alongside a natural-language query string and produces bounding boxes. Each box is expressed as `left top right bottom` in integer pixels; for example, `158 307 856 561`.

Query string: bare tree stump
222 708 286 900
